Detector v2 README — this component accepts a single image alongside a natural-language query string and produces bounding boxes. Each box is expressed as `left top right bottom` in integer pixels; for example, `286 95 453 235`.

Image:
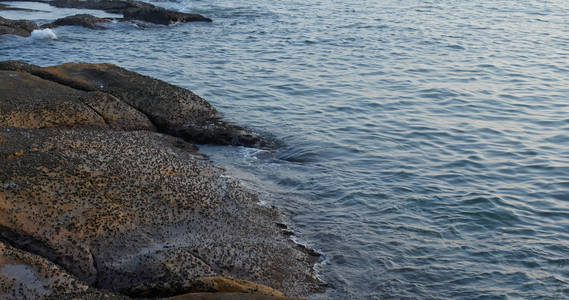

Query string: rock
0 60 316 298
123 7 212 25
0 70 154 131
0 128 323 297
41 14 113 30
0 16 38 37
50 0 154 13
0 240 89 298
0 61 267 147
0 3 41 11
169 293 300 300
50 0 212 24
135 276 286 297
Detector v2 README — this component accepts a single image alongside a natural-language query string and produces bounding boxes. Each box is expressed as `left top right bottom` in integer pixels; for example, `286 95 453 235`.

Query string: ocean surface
2 0 569 298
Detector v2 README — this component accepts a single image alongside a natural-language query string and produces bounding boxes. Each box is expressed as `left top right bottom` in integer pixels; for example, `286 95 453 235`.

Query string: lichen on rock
0 60 323 299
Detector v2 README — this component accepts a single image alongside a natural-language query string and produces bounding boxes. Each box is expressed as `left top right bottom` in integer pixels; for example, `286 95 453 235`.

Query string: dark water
2 0 569 298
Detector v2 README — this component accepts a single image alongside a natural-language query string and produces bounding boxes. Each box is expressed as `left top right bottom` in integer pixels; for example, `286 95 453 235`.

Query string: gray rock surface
41 14 113 29
122 6 212 25
0 3 41 11
0 16 38 37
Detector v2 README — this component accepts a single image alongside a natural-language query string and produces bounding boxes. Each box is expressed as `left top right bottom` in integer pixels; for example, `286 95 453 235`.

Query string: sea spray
30 29 57 40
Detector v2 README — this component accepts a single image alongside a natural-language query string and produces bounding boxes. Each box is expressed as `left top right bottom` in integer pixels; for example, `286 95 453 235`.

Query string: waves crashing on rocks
30 28 57 39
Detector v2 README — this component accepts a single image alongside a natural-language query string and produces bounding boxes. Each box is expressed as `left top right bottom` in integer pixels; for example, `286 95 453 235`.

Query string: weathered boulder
0 70 154 130
50 0 212 24
0 240 89 298
41 14 113 29
0 128 323 297
0 61 267 147
0 16 37 37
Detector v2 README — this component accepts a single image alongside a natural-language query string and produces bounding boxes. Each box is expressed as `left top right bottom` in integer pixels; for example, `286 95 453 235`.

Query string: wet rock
50 0 212 24
0 128 323 297
0 240 89 298
0 3 41 11
0 16 38 37
0 61 267 147
169 293 300 300
123 7 212 25
50 0 153 13
41 14 113 30
0 70 154 130
134 276 285 297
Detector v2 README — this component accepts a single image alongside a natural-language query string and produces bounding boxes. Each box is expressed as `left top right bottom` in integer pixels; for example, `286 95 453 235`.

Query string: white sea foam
30 29 57 40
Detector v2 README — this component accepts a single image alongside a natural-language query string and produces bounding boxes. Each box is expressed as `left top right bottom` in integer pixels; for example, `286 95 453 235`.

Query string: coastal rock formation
0 128 322 297
122 7 212 25
50 0 155 13
0 0 211 35
50 0 212 24
0 60 322 298
0 3 39 11
0 61 267 147
0 16 38 37
0 70 154 130
41 14 112 30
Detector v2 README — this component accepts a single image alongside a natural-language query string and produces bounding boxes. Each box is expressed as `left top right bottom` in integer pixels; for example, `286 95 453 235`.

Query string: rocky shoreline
0 0 213 38
0 61 325 299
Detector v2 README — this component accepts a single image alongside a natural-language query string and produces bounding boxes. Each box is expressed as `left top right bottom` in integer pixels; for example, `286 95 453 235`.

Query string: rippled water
2 0 569 298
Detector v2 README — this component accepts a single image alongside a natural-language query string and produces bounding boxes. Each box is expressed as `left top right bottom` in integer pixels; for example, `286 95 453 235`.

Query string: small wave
30 29 57 40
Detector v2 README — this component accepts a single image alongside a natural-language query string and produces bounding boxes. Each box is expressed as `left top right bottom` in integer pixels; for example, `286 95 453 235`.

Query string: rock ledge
0 61 323 299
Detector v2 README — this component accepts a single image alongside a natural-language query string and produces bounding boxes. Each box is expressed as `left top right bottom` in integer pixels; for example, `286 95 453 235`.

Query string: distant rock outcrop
0 16 37 37
0 0 211 36
122 6 212 25
41 14 112 29
50 0 212 24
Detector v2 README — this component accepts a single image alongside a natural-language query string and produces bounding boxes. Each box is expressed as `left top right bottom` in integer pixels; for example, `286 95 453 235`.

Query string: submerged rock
0 16 38 37
0 128 323 297
0 60 267 147
41 14 113 29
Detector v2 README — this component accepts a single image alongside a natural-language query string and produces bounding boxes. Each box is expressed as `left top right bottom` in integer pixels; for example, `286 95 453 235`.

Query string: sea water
1 0 568 298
